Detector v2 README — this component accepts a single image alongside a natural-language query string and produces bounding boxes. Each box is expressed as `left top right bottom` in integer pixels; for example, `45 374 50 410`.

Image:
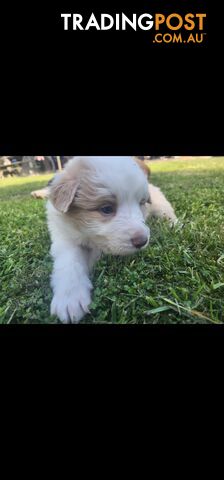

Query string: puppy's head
49 156 150 255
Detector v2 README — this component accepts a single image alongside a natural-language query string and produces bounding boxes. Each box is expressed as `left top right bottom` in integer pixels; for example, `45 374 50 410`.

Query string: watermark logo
152 13 207 44
60 12 207 44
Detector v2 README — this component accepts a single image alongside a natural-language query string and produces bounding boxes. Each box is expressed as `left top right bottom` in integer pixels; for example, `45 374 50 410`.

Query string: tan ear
49 179 79 213
134 158 151 177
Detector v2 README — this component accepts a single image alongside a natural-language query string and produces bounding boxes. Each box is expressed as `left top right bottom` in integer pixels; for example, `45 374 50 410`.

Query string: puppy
47 156 177 323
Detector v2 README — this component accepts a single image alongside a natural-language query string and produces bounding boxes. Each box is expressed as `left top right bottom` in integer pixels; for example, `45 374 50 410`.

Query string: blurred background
0 156 213 179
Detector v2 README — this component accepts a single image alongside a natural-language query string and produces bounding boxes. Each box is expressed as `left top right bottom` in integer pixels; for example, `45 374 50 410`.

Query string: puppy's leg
147 183 177 225
31 187 50 199
50 241 94 323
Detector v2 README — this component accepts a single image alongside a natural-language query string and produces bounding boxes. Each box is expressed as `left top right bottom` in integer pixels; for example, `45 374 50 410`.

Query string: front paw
168 215 178 227
51 282 92 324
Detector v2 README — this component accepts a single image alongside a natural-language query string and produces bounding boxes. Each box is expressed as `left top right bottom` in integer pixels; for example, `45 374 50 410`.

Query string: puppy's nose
131 234 148 249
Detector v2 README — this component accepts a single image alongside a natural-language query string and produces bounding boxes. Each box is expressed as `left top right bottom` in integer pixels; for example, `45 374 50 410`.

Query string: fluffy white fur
47 156 177 323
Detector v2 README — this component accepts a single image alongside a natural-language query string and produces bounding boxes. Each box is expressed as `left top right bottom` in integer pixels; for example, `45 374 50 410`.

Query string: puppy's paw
159 210 178 226
168 215 178 227
31 188 49 199
51 282 92 324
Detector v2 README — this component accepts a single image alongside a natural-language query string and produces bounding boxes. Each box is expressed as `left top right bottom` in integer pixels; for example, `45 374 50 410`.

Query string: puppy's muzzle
131 233 149 249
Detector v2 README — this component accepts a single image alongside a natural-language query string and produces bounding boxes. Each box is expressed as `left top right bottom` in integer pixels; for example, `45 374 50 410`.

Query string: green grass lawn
0 157 224 324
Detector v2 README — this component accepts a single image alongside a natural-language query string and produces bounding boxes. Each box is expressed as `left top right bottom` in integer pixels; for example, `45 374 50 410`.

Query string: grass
0 157 224 324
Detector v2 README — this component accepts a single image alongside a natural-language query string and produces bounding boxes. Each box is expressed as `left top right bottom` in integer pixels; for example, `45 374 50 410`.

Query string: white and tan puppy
47 156 177 323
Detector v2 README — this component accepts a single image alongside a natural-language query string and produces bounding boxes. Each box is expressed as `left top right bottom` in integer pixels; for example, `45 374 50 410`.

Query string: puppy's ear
49 178 79 213
134 158 151 177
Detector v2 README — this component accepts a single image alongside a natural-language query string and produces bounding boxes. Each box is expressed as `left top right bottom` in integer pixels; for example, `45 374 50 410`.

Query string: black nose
131 235 148 249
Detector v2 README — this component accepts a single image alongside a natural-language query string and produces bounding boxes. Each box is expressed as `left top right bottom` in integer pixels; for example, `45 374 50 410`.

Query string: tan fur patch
50 179 79 213
67 207 115 230
75 182 116 211
49 158 93 213
69 178 116 226
50 158 117 220
134 158 151 177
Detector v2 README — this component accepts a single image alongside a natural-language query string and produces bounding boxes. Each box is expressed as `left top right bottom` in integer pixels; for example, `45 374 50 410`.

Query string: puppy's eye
99 205 115 215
